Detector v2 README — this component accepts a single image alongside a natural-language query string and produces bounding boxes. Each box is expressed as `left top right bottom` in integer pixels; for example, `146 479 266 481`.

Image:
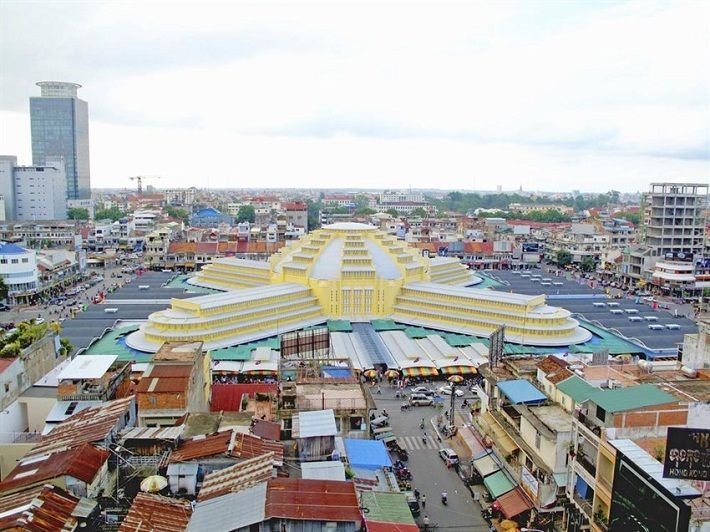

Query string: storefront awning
496 487 533 519
440 366 477 375
401 367 439 377
482 412 519 457
473 452 501 478
483 470 515 499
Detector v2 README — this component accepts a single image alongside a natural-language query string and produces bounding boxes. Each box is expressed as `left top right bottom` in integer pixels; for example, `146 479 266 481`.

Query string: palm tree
0 277 8 302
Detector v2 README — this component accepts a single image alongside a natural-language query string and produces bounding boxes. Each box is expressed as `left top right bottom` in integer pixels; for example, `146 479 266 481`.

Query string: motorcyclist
441 491 448 504
420 418 425 429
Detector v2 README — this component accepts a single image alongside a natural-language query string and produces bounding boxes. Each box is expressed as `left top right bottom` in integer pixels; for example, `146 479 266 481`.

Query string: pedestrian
421 494 426 508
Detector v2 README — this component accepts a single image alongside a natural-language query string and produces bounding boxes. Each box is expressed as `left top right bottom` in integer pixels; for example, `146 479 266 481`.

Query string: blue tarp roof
497 379 547 405
0 243 28 255
344 438 392 470
322 366 353 379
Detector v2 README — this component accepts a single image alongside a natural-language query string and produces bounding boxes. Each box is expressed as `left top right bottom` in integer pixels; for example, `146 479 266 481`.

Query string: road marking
400 436 436 450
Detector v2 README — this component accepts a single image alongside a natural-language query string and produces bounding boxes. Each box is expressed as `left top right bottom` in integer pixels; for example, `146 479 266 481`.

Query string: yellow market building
126 223 591 352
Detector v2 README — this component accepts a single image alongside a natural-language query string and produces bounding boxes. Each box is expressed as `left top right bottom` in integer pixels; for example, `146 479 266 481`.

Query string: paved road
373 385 490 531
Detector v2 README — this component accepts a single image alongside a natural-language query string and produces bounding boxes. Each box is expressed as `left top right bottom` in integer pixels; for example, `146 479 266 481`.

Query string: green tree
410 207 428 218
67 207 89 220
556 249 572 267
386 208 400 217
580 256 596 272
0 277 8 302
355 207 376 215
236 205 256 223
354 195 370 210
165 206 190 221
306 199 322 230
94 206 123 221
616 211 641 225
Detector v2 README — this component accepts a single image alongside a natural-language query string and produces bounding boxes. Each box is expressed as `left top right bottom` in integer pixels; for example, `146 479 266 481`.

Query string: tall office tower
30 81 91 200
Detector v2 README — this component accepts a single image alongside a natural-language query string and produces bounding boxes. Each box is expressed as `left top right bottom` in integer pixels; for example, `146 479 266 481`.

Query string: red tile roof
168 242 196 254
0 443 109 494
196 242 218 254
0 484 86 532
266 478 361 522
0 358 16 375
119 493 192 532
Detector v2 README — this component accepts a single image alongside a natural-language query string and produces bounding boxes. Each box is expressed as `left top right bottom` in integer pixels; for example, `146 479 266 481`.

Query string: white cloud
1 0 708 191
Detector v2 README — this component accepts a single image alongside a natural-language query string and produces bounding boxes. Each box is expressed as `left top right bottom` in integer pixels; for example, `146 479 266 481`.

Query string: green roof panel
359 492 417 525
370 319 406 332
588 384 677 413
556 375 598 403
327 320 353 332
483 470 515 498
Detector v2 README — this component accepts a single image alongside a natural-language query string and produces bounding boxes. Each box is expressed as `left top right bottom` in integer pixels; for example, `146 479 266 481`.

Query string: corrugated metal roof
292 409 337 438
28 396 134 457
609 439 701 498
0 443 109 494
231 432 284 466
497 379 547 405
252 419 281 441
120 426 184 442
556 375 598 403
197 452 274 501
119 492 192 532
0 483 91 532
188 482 267 532
300 461 346 482
265 478 361 522
168 430 233 463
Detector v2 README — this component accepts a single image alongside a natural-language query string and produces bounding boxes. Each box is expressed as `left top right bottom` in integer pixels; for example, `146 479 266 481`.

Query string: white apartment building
0 243 38 304
0 155 67 221
379 190 425 203
164 188 196 206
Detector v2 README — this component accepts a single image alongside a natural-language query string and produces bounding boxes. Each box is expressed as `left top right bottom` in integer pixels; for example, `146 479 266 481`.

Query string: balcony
577 453 597 477
573 492 593 518
574 411 602 441
593 514 610 532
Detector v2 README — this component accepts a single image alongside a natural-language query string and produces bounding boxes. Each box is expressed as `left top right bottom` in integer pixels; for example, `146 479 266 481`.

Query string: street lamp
447 374 464 431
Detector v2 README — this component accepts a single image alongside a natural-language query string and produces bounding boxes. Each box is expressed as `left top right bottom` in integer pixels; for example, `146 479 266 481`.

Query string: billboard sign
488 326 505 368
663 427 710 481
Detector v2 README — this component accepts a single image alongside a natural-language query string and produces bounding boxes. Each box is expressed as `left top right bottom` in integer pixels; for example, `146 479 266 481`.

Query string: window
534 431 541 449
21 258 28 263
11 259 18 264
596 405 606 422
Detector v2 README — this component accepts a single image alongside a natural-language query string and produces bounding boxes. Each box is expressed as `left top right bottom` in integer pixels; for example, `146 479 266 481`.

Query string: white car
437 385 464 397
410 386 434 396
438 448 460 465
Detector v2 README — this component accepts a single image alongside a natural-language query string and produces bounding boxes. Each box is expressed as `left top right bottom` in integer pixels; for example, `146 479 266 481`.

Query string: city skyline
1 1 709 192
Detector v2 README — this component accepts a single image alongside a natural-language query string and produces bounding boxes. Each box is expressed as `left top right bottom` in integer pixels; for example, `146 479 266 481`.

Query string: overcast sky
1 1 708 192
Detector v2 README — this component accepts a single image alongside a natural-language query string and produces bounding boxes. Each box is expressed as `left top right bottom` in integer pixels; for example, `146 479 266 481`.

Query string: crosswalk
398 435 438 451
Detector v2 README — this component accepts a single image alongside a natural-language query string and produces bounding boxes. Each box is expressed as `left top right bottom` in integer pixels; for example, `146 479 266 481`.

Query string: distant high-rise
30 81 91 199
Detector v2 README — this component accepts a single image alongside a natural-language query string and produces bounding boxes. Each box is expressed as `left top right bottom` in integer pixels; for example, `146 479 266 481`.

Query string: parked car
409 393 434 406
437 385 464 397
0 303 9 312
410 386 435 396
34 318 45 325
438 448 460 466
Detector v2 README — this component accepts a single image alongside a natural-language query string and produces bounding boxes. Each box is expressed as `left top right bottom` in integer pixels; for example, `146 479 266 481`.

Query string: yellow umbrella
385 369 400 378
448 374 465 384
363 369 378 378
140 475 168 493
499 520 519 530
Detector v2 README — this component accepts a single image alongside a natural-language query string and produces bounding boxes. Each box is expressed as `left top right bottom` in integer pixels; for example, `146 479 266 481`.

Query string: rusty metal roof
119 492 192 532
145 364 193 378
0 484 92 532
154 341 203 362
136 376 189 393
265 478 361 522
231 432 284 467
27 396 134 458
0 443 109 495
197 452 274 502
252 419 281 441
168 430 233 463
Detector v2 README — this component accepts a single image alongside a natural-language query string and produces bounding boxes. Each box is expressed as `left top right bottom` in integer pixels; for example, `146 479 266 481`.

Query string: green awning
404 327 430 339
483 470 515 499
370 319 406 332
327 320 353 332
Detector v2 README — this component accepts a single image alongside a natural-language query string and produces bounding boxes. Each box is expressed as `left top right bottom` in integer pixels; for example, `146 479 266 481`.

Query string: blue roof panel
344 438 392 470
497 379 547 405
0 243 28 255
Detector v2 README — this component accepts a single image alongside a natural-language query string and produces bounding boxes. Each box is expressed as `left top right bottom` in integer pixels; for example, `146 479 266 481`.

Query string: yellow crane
128 175 160 194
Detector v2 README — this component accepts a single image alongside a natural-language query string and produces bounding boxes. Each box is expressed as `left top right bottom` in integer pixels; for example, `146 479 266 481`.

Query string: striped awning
243 369 277 376
440 366 478 375
402 367 439 377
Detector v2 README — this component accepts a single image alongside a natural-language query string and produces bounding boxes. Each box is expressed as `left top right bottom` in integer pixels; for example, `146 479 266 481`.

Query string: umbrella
500 520 518 530
448 375 464 384
363 369 378 378
140 475 168 493
385 369 400 378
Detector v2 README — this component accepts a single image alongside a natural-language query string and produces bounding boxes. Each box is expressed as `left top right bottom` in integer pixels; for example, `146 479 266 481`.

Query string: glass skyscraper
30 81 91 199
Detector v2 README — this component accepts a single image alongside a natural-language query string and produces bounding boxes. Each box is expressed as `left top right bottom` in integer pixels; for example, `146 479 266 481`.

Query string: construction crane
129 175 160 194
